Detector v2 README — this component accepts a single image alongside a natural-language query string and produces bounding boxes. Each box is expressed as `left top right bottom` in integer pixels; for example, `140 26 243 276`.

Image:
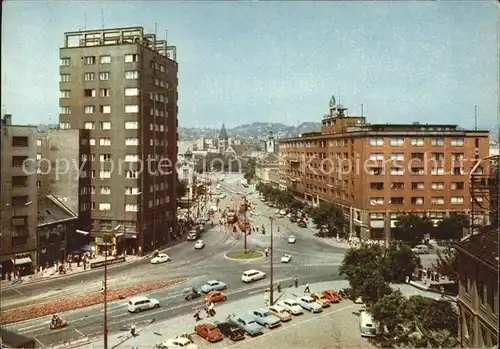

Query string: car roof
200 323 216 329
243 269 260 273
301 295 314 300
281 299 297 303
255 308 270 313
270 304 285 311
240 313 255 321
129 296 149 302
206 280 218 283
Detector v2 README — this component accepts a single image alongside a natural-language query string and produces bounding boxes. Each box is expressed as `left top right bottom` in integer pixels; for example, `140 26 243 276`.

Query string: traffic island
225 250 263 259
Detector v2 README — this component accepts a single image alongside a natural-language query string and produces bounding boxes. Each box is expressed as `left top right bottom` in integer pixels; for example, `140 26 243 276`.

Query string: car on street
227 313 263 337
281 254 292 263
277 299 304 315
205 291 227 303
279 209 287 216
250 308 281 329
194 240 205 249
150 253 171 264
289 216 297 222
411 244 429 254
296 296 323 313
241 269 266 283
187 232 198 241
219 194 226 199
322 290 342 303
214 321 245 341
310 292 331 307
297 221 307 228
194 323 224 342
127 296 160 313
268 305 292 322
200 280 227 293
159 337 198 349
288 235 296 244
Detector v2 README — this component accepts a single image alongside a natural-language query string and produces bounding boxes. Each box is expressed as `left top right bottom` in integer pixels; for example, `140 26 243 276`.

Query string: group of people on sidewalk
193 300 216 321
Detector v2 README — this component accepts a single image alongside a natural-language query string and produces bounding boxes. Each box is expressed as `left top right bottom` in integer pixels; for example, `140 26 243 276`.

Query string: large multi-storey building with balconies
58 26 178 255
0 114 38 276
278 97 490 240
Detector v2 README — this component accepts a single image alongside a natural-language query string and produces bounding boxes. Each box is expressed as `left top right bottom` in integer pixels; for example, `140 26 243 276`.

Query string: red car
205 291 227 303
194 323 224 342
322 290 342 303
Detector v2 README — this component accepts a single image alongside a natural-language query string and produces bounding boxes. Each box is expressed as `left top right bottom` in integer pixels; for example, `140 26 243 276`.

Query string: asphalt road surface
2 174 349 346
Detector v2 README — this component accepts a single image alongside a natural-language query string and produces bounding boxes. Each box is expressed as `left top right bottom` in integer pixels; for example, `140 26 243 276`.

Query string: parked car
268 305 292 322
227 314 263 337
310 292 331 307
289 216 297 222
281 254 292 263
214 321 245 341
250 308 281 329
241 269 266 283
205 291 227 303
187 232 198 241
322 290 342 303
159 337 198 349
194 323 223 342
276 299 304 315
127 296 160 313
296 296 323 313
200 280 227 293
288 235 296 244
297 221 307 228
194 240 205 249
150 253 171 264
411 244 429 254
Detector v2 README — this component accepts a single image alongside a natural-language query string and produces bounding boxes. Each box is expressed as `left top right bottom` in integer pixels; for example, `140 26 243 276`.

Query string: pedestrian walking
264 291 270 307
294 276 298 288
130 323 136 336
265 248 269 257
304 282 310 293
277 282 282 293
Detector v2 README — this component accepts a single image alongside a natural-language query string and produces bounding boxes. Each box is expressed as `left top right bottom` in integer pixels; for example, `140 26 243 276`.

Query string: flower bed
0 278 186 324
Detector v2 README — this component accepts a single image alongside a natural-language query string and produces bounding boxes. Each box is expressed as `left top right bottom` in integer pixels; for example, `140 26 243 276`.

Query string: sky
1 0 499 131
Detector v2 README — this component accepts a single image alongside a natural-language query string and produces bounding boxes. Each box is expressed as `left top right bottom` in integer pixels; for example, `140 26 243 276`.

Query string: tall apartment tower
0 114 38 276
59 27 178 255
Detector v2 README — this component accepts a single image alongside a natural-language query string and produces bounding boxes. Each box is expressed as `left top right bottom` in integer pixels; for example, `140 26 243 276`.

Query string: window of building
91 170 96 178
99 55 111 64
60 73 71 82
37 180 41 188
124 54 140 63
60 107 71 114
99 72 110 81
60 58 71 66
453 167 464 175
431 197 444 205
100 154 111 162
390 167 404 176
125 121 139 129
369 197 384 205
411 182 424 190
369 183 384 190
89 138 96 146
431 167 444 175
411 197 424 205
369 138 384 146
84 122 95 130
451 182 464 190
125 154 139 162
160 64 165 73
369 153 384 161
431 137 444 146
451 152 465 161
100 186 111 195
36 139 42 146
84 105 95 114
390 197 404 205
125 204 139 212
84 89 96 97
411 167 425 175
99 138 111 146
160 125 164 132
125 70 139 79
99 203 111 211
84 72 95 81
60 90 70 98
99 170 111 179
125 88 139 96
430 152 444 160
100 105 111 114
125 187 140 195
451 196 464 205
60 122 71 129
391 182 404 190
369 167 384 176
125 138 139 146
390 138 404 146
125 105 139 113
125 170 139 179
431 182 444 190
84 56 96 65
99 88 110 97
411 138 425 146
390 153 404 161
97 122 110 130
451 138 464 146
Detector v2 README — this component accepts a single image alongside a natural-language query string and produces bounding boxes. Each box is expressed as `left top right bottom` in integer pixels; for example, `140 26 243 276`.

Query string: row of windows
61 54 167 72
282 137 469 149
82 121 166 132
77 137 167 147
86 197 169 212
369 196 465 205
60 88 168 102
368 152 466 161
80 185 166 196
60 105 168 116
60 70 138 82
369 181 465 191
369 211 449 220
368 167 465 176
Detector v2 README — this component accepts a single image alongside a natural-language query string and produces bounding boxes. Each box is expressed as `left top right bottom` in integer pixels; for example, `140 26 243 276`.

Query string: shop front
92 232 125 257
1 252 35 279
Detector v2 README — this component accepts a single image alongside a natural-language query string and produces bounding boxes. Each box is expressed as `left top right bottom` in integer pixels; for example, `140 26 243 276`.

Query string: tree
383 243 421 283
176 179 188 199
393 214 433 247
289 199 305 212
310 202 348 238
369 290 407 336
433 244 459 281
243 158 256 184
435 214 469 240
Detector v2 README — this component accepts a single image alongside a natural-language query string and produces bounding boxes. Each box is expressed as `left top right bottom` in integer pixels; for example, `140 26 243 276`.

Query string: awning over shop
12 257 32 265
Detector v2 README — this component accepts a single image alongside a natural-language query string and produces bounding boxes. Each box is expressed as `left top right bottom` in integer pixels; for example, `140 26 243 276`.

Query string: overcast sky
2 0 498 130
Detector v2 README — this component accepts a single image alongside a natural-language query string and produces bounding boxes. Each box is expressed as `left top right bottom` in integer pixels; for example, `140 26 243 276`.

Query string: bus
359 311 377 337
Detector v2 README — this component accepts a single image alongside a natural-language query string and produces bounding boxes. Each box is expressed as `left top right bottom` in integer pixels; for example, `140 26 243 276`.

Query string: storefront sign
90 257 126 269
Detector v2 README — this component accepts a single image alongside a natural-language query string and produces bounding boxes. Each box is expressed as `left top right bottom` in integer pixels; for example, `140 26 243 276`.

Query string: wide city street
2 174 349 347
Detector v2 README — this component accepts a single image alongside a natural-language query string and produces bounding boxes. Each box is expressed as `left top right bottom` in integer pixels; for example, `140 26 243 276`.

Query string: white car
288 236 296 244
281 254 292 263
159 337 198 349
219 194 226 199
194 240 205 249
296 296 323 313
127 296 160 313
277 299 304 315
241 269 266 283
151 253 171 264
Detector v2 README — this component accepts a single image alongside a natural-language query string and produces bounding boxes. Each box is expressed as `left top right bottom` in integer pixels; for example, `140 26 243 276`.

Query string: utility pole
243 195 248 253
103 233 109 349
269 216 274 305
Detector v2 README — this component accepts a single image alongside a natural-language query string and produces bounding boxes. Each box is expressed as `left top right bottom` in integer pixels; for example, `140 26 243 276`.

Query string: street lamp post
103 224 121 349
269 216 275 305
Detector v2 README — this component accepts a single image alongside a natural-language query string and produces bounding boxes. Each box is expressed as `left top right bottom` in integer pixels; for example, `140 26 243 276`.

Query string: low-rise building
255 153 280 187
455 225 498 348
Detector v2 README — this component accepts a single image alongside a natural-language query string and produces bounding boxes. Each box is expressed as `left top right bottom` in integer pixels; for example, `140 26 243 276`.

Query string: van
411 245 429 254
241 269 266 283
127 296 160 313
359 311 376 337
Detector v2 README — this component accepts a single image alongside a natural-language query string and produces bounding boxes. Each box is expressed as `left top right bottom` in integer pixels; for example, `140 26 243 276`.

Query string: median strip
0 278 186 325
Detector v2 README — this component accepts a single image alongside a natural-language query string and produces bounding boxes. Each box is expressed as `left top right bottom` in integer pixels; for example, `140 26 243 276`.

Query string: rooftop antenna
101 8 105 28
361 104 364 117
474 105 478 130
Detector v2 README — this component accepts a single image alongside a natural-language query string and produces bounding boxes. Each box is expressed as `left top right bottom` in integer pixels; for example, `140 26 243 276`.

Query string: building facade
58 26 178 255
278 97 490 240
255 153 280 187
455 226 498 348
0 114 38 276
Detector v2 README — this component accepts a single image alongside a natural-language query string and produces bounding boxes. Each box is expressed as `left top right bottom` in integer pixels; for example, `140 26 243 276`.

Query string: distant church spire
219 123 228 139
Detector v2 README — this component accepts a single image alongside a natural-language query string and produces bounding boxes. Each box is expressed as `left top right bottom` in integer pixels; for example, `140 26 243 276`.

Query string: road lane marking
74 328 85 336
34 337 45 347
248 289 263 295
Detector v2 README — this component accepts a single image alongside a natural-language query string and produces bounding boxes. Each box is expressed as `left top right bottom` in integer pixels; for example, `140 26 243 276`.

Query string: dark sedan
215 321 245 341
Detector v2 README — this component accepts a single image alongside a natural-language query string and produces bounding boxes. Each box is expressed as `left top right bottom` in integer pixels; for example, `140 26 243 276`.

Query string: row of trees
339 243 458 348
